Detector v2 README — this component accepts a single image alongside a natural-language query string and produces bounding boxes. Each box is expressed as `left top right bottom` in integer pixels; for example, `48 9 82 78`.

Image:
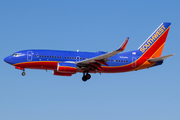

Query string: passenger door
27 51 33 61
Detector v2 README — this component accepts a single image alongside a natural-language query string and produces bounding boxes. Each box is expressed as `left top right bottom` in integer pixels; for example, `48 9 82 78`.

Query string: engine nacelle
57 62 77 73
53 71 73 76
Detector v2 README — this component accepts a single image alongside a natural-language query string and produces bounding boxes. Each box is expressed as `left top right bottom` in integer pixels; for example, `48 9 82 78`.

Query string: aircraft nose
4 56 12 64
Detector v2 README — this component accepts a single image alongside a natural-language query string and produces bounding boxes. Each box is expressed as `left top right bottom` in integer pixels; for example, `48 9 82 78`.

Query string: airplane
4 22 174 81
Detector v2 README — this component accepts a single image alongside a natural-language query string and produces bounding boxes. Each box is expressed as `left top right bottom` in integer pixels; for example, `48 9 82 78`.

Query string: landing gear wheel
86 74 91 79
82 76 87 82
82 72 91 82
22 71 26 76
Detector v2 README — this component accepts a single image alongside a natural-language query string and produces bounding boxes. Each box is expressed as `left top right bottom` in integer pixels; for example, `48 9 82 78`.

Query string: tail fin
138 22 171 58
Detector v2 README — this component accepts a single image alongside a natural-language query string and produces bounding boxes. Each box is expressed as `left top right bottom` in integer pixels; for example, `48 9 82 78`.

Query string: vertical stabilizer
138 22 171 58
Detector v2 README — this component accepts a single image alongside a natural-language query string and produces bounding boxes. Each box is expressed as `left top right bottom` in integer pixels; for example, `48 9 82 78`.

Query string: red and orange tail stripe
138 22 171 58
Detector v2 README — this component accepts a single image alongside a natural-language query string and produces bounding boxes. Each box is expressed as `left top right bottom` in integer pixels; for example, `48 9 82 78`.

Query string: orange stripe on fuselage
133 43 165 71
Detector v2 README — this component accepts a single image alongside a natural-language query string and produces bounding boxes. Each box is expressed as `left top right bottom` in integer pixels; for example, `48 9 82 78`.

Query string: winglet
116 37 129 52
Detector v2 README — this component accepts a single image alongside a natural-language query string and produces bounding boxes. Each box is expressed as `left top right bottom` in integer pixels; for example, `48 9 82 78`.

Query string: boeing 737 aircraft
4 22 174 81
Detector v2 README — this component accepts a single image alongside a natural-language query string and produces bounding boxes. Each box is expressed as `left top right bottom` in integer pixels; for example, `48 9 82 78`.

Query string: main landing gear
82 71 91 82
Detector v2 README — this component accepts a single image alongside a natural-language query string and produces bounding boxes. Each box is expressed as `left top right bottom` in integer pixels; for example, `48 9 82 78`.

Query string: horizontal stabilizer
148 54 175 62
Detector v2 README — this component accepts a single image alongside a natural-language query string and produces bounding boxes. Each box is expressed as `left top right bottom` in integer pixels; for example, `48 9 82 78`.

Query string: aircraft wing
148 54 175 62
77 37 129 67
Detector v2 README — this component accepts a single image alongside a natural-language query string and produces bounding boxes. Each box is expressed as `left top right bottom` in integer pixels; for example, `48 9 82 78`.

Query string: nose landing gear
22 70 26 76
82 71 91 82
15 66 26 76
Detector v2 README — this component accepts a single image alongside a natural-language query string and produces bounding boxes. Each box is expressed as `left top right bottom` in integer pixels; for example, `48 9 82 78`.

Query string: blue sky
0 0 180 120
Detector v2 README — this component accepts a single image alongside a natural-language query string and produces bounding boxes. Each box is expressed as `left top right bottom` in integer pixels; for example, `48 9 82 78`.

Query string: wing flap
148 54 175 62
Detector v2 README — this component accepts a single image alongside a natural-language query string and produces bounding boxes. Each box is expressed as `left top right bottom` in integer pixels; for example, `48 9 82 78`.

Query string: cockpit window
12 53 22 56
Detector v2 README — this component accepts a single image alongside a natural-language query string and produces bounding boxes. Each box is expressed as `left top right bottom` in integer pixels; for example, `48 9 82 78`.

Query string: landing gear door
27 51 33 61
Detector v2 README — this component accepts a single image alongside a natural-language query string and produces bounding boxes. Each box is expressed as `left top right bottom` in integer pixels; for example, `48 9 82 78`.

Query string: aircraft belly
101 67 131 73
14 61 58 70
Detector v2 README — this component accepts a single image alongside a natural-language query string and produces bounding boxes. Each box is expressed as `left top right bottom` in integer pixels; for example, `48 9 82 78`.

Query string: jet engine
53 62 78 76
57 62 77 73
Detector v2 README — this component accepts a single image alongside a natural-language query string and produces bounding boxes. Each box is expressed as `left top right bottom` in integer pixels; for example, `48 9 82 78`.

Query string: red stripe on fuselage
14 61 59 70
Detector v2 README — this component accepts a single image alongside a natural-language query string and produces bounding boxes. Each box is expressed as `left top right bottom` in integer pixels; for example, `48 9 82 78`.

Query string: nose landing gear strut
15 66 26 76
